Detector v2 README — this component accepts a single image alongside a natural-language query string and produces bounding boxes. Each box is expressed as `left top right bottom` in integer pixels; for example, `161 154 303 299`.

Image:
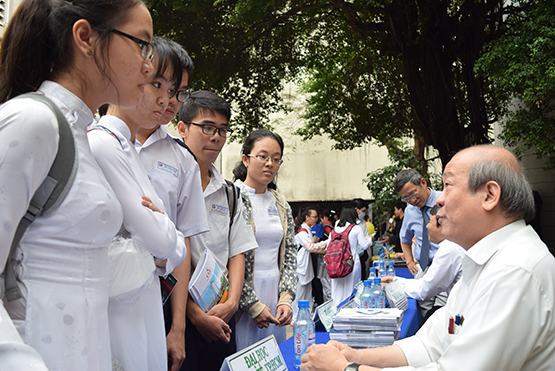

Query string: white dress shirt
189 165 257 269
135 126 208 237
400 240 464 302
89 115 186 275
387 221 555 371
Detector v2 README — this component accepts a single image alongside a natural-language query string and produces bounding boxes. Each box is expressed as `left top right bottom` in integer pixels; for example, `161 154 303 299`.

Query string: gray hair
394 169 423 194
468 161 535 222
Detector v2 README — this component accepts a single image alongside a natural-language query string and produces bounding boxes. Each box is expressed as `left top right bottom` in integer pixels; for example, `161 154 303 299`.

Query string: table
279 267 421 369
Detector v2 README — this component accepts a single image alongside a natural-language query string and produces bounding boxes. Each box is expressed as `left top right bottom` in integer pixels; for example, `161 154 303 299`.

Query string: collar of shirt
235 179 257 195
204 164 227 198
137 125 170 149
96 115 132 150
39 80 94 130
465 219 526 266
424 188 442 209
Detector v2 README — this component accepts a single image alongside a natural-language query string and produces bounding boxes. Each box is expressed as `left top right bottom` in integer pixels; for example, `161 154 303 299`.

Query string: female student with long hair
232 129 297 350
0 1 154 369
88 37 188 370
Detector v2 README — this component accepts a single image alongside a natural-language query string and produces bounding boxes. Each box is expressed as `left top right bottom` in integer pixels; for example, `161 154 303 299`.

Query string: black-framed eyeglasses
110 29 154 61
247 154 284 166
400 189 419 203
175 89 191 103
190 122 232 137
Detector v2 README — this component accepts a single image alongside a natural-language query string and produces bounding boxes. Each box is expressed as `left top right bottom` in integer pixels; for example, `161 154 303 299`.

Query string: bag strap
224 180 239 232
4 92 77 302
173 137 198 162
334 223 356 240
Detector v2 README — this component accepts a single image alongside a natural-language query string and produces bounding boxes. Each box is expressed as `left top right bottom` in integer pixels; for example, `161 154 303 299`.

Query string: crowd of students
0 1 297 370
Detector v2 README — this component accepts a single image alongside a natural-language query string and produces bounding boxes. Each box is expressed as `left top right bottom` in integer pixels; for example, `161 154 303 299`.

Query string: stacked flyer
330 308 403 348
383 279 409 311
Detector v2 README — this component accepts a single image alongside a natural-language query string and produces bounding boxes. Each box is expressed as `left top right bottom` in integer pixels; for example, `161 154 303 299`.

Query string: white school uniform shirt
0 81 123 370
295 223 316 285
134 126 209 237
388 221 555 371
399 240 464 302
189 165 257 269
88 115 185 275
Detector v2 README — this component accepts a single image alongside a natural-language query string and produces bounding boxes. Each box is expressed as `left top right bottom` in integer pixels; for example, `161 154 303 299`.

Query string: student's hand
254 306 279 329
207 301 238 324
154 258 167 269
166 328 186 371
141 196 162 213
301 344 349 371
195 312 232 343
275 304 293 326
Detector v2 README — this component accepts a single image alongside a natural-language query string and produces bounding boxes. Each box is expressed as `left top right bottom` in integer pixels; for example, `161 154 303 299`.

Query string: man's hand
207 300 238 324
406 259 418 275
328 340 357 362
194 312 232 343
254 306 279 329
166 329 185 371
301 344 349 371
275 304 293 326
380 276 395 284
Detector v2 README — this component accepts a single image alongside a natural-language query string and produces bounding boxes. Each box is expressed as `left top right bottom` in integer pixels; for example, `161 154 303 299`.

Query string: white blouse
88 115 185 275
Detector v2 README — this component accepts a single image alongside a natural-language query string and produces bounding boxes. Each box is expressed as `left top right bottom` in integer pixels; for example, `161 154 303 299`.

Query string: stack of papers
383 279 408 311
330 308 403 348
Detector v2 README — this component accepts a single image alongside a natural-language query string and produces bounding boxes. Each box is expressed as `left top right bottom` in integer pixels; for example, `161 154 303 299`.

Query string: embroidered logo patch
267 206 279 217
156 161 178 177
211 203 229 215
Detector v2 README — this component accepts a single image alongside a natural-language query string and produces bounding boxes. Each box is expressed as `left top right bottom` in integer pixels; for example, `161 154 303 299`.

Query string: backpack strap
335 223 356 239
173 137 198 162
3 92 77 302
297 227 309 235
224 180 239 232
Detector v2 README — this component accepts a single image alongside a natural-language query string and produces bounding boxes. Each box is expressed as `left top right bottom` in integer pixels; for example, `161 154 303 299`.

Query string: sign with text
221 335 286 371
315 299 337 332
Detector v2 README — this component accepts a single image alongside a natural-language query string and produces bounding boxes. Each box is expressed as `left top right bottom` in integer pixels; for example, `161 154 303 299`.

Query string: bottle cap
363 280 372 287
298 300 310 309
373 277 381 285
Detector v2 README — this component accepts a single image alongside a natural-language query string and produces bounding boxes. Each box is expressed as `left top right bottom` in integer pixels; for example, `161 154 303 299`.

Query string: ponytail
0 0 54 102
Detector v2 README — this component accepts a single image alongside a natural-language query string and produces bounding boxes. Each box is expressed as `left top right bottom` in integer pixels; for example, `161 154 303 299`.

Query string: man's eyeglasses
110 29 154 61
247 154 284 166
400 190 419 203
190 122 232 137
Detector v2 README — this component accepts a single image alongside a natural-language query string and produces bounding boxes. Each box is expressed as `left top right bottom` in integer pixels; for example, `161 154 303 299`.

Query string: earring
87 49 94 57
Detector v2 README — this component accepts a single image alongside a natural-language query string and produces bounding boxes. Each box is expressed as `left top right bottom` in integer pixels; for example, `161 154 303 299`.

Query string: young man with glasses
393 169 441 276
134 39 209 371
176 90 257 370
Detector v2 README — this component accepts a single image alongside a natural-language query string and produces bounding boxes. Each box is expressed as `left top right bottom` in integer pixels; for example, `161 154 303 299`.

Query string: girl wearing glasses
88 37 188 371
0 0 154 370
232 129 298 350
134 38 209 371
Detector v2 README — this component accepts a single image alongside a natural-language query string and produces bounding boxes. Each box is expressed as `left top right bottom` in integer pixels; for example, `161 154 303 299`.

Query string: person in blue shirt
393 169 441 275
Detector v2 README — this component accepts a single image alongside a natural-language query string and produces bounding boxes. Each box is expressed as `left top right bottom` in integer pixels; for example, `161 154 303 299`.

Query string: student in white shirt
88 42 187 371
232 129 298 350
134 37 209 371
301 145 555 371
0 1 154 370
176 90 257 370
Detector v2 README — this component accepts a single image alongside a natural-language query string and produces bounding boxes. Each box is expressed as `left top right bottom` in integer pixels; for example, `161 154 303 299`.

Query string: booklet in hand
188 248 229 312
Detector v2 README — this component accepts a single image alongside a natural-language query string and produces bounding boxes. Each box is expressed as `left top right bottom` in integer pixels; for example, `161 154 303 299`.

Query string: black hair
232 129 285 190
0 0 144 103
353 198 368 210
151 36 193 89
178 90 231 123
394 200 407 211
337 207 358 228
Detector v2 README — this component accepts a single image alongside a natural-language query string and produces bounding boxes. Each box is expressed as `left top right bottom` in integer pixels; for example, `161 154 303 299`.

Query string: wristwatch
344 363 361 371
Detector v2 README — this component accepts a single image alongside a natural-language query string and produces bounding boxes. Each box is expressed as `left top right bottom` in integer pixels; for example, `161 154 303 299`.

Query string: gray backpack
1 93 77 301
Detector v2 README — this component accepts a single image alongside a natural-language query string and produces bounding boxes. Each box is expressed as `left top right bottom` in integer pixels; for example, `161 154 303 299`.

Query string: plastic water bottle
368 266 376 280
386 260 396 277
372 277 386 308
359 280 373 308
294 300 315 369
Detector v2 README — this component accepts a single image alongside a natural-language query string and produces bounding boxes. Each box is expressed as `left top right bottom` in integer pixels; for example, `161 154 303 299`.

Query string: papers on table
188 248 229 312
384 279 409 311
330 308 403 348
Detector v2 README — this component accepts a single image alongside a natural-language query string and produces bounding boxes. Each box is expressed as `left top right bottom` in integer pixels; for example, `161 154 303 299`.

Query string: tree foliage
476 0 555 165
147 0 553 167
